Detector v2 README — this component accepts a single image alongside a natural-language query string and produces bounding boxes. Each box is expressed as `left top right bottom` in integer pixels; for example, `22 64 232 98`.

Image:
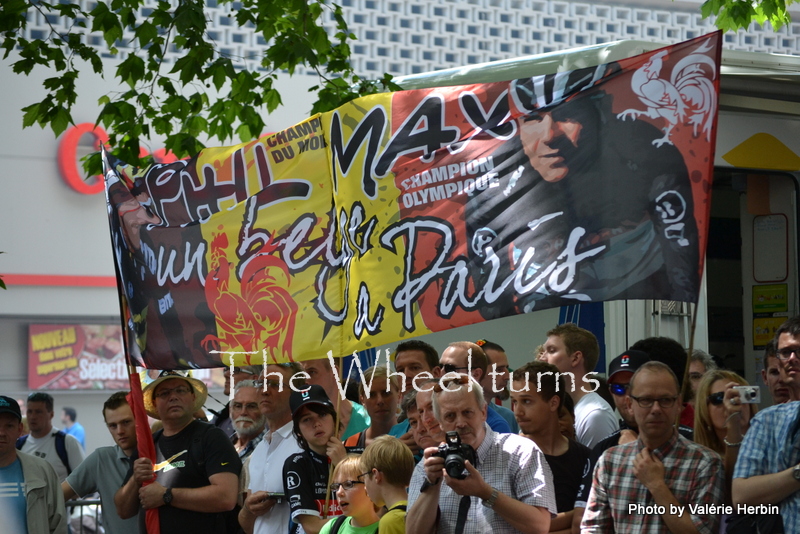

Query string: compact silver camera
732 385 761 404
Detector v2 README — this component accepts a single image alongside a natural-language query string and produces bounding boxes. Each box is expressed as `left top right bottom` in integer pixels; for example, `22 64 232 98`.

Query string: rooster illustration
202 232 298 362
617 40 717 147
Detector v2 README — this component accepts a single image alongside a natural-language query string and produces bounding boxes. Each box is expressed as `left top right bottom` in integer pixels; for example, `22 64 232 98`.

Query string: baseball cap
608 350 650 381
0 396 22 421
290 384 334 418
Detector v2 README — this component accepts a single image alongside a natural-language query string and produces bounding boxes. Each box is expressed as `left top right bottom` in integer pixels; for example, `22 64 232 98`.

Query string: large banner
104 33 721 369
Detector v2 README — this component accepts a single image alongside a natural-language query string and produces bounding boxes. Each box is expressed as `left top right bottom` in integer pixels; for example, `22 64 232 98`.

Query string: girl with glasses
320 456 380 534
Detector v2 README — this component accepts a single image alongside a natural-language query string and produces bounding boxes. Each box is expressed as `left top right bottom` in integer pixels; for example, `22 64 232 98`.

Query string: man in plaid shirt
407 374 557 534
581 361 724 533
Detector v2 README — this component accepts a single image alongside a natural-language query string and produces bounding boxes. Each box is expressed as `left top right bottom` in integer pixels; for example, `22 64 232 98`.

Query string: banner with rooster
104 33 721 369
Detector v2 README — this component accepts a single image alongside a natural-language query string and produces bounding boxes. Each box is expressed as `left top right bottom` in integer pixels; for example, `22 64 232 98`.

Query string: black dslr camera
433 431 476 479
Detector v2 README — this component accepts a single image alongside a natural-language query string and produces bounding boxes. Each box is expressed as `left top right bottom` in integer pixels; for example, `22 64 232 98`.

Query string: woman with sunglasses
320 456 380 534
694 370 757 503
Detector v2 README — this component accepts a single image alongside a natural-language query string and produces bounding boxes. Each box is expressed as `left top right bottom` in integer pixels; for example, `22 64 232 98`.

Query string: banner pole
323 353 344 518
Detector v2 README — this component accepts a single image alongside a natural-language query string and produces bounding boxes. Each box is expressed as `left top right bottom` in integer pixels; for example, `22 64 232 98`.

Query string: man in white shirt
540 323 617 448
239 362 305 534
19 392 85 483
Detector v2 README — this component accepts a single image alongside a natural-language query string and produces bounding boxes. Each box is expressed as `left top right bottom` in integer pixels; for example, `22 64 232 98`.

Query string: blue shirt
486 403 512 433
65 422 86 449
489 403 519 434
733 401 800 533
0 457 29 534
389 419 409 437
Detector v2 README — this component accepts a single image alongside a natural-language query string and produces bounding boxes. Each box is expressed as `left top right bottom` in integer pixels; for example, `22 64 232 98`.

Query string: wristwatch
163 487 173 506
793 464 800 482
482 487 499 509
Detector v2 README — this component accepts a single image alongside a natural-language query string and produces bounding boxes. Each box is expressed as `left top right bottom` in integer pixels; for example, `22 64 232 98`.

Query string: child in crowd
359 435 415 534
320 455 380 534
283 385 347 534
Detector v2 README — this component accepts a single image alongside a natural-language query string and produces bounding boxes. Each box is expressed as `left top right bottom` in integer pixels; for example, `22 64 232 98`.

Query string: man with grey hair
582 361 724 533
407 374 556 534
231 380 267 460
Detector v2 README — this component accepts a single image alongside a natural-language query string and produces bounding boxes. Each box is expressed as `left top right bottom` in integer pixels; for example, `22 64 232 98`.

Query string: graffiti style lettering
156 241 207 287
353 283 384 338
380 214 607 331
330 106 388 199
448 89 516 154
380 217 456 331
374 95 461 178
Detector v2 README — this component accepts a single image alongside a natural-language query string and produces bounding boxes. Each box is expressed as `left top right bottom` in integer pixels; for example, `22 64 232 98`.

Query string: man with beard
231 380 267 460
467 65 699 317
407 375 556 534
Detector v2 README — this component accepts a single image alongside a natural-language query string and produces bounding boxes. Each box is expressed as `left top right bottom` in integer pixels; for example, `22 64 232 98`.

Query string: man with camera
406 374 556 534
733 316 800 533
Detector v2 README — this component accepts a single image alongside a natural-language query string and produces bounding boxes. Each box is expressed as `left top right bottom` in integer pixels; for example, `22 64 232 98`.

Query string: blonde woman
694 370 757 503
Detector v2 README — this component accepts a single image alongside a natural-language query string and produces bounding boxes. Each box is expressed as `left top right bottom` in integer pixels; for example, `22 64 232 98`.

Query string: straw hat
142 370 208 420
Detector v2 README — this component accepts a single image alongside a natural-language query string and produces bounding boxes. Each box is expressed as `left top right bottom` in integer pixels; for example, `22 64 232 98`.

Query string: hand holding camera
432 431 477 480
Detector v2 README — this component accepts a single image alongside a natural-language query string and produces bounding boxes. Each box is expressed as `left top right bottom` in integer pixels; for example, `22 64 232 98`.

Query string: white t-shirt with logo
20 429 86 483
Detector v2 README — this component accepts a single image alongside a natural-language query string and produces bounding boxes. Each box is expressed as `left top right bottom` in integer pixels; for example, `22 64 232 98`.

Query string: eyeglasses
433 375 470 392
154 386 192 399
777 347 800 361
629 395 678 409
707 392 725 406
329 480 364 491
442 364 469 374
608 383 629 396
357 471 372 481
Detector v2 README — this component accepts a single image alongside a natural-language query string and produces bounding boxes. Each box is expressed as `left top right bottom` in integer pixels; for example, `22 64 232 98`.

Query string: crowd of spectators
3 315 799 533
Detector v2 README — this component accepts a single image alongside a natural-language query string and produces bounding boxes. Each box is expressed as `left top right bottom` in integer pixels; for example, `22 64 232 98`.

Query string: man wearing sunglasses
582 361 724 533
733 316 800 533
439 341 512 433
407 374 556 534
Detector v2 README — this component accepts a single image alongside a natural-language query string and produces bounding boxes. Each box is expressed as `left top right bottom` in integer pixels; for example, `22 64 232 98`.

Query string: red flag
127 372 160 534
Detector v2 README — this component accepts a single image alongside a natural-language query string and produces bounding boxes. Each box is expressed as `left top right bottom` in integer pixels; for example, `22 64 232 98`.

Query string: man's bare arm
115 474 141 520
61 481 77 502
139 472 239 513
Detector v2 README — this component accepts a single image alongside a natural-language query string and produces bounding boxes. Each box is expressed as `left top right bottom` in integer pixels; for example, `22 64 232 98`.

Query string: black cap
289 384 334 418
608 350 650 380
0 396 22 421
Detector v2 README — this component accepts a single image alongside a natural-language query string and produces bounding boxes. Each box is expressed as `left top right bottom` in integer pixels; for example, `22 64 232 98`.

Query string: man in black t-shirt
115 370 241 533
510 361 593 533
